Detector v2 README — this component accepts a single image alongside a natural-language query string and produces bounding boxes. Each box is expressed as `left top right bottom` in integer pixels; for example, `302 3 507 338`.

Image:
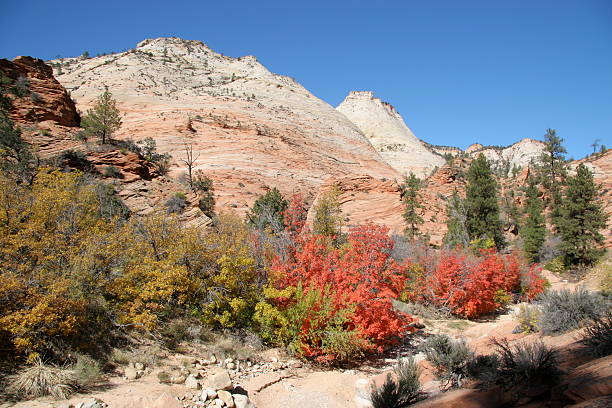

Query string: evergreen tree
313 187 343 239
538 129 567 220
399 172 424 240
81 86 122 144
521 175 546 262
443 190 469 249
465 154 504 249
247 187 288 233
557 164 608 267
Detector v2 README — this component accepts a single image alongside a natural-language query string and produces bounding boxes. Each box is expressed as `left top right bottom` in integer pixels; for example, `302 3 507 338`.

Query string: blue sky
1 0 611 159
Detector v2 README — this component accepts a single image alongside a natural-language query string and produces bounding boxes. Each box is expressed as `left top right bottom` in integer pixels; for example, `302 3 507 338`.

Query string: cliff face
0 56 80 127
50 38 399 216
466 138 546 173
336 91 445 178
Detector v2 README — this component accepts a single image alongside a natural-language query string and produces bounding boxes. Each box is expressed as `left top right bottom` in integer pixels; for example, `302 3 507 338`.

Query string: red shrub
269 224 415 358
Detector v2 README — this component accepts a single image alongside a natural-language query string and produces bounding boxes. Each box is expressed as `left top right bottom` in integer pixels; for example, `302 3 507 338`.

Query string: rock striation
50 38 399 216
336 91 444 178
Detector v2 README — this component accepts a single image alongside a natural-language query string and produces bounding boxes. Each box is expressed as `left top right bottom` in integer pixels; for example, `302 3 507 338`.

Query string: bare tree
181 142 200 189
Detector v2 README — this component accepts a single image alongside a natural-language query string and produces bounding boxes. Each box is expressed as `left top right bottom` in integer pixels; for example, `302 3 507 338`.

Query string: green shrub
72 354 103 388
581 312 612 357
165 192 187 214
466 354 501 386
420 334 473 389
8 359 77 399
544 256 565 274
538 288 606 335
491 338 560 389
515 304 540 334
370 357 423 408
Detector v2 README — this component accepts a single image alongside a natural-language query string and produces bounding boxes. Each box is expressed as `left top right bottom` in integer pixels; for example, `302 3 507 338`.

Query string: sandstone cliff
336 91 445 178
50 37 399 216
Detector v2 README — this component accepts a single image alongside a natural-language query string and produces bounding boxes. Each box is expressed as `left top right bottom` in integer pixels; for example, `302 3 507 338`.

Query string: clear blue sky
1 0 611 159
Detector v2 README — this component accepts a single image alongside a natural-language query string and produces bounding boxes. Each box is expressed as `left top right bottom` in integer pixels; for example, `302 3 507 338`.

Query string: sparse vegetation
370 357 423 408
72 354 103 388
103 165 122 178
580 312 612 357
165 192 188 214
7 359 77 399
421 334 474 389
538 288 606 335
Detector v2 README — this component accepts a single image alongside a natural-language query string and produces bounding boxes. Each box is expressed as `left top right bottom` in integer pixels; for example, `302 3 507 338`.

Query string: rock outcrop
465 138 546 174
337 91 444 178
0 56 80 127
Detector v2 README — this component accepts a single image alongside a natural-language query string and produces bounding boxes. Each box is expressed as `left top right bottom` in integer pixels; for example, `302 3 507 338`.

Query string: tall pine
465 154 504 249
538 129 567 223
557 164 608 267
400 172 424 240
521 175 546 262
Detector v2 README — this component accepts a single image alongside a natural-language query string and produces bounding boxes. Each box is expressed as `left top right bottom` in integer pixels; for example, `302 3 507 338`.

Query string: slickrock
337 91 444 178
50 37 399 218
465 138 546 173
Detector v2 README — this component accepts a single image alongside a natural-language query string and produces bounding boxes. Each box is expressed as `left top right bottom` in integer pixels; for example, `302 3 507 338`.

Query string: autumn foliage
256 217 415 362
405 249 546 318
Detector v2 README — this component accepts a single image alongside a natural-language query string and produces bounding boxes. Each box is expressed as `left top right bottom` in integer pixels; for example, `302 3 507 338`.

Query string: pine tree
81 86 122 144
247 187 288 233
521 175 546 262
443 190 469 249
538 129 567 220
557 164 608 267
465 154 504 249
400 172 424 240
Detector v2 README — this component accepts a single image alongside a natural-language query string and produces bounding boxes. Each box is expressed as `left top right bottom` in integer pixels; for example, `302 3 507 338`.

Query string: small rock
232 394 256 408
213 399 224 407
206 369 233 390
171 373 187 384
124 366 140 380
209 354 218 364
227 362 236 370
134 362 145 371
291 361 302 369
207 388 218 399
185 374 200 389
218 390 234 408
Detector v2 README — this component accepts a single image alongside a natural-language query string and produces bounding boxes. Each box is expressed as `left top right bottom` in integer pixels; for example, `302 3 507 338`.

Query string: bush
581 312 612 357
8 359 77 399
60 149 91 169
538 288 606 335
370 357 423 408
491 339 560 389
72 354 103 388
157 371 171 384
165 192 187 214
103 165 122 178
515 304 540 334
420 334 473 389
544 256 565 274
466 354 501 386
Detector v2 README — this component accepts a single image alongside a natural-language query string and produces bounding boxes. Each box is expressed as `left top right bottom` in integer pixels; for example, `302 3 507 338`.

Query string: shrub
103 165 122 178
157 371 171 384
247 187 288 233
421 334 474 389
514 304 540 334
165 192 187 214
30 92 42 103
11 75 30 97
370 357 423 408
466 354 501 386
581 312 612 357
72 354 103 388
538 288 606 335
491 338 560 389
8 359 77 399
60 149 91 169
544 256 565 274
260 224 415 362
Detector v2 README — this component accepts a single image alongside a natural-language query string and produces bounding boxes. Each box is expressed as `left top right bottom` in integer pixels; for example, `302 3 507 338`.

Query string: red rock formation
0 56 80 127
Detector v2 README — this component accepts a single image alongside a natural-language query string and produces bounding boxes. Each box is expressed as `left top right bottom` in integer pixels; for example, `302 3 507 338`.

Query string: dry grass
7 359 77 399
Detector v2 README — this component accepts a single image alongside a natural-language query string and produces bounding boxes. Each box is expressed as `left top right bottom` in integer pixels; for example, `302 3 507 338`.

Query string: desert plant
370 357 423 407
543 256 565 274
538 288 606 335
165 192 187 214
466 354 501 386
580 312 612 357
157 371 171 384
421 334 474 389
515 304 540 334
8 359 77 399
72 354 103 388
490 338 560 389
